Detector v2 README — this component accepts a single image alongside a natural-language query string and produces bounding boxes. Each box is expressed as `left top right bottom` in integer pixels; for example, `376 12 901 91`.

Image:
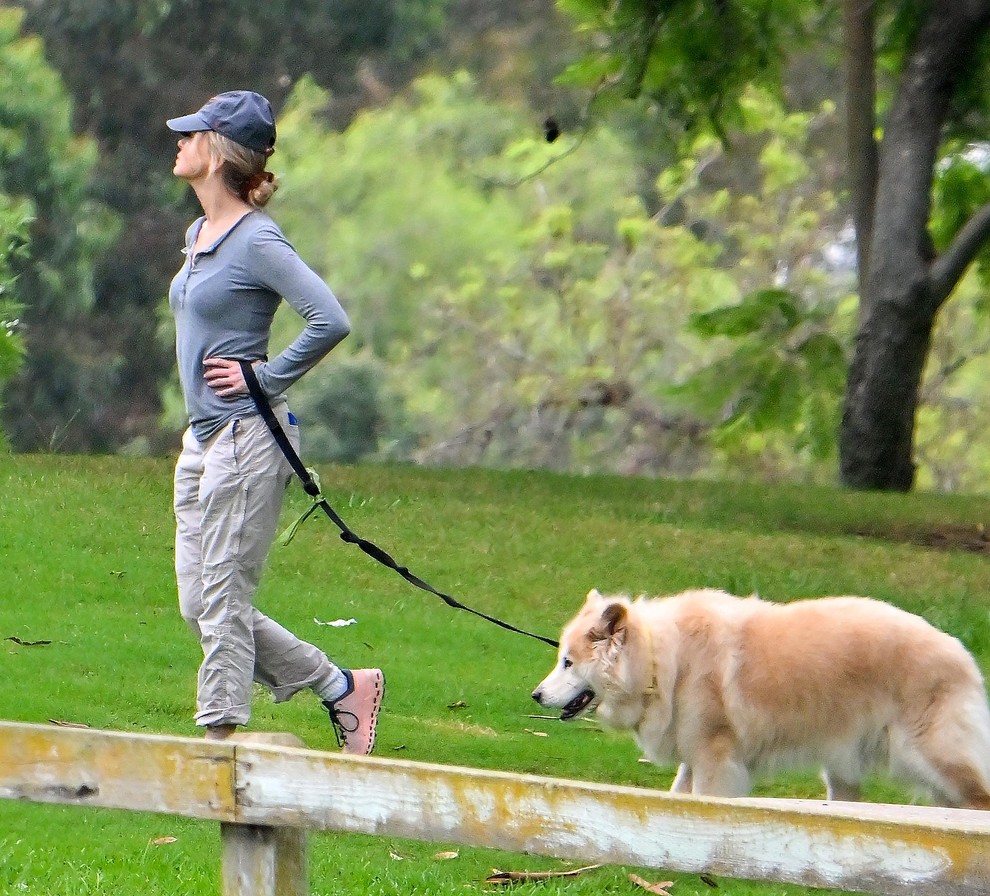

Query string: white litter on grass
314 617 358 627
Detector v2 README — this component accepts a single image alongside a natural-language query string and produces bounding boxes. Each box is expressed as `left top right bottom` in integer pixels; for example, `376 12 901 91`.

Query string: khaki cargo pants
173 408 343 727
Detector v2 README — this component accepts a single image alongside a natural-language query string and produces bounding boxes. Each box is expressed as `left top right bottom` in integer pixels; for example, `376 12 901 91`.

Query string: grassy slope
1 454 989 895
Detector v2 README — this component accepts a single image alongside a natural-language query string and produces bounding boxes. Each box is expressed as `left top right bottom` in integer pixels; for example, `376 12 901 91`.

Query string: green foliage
275 73 707 475
427 87 850 480
912 266 990 493
269 77 856 482
14 0 451 453
662 92 854 482
555 0 809 144
690 288 802 338
0 8 113 318
682 289 846 464
413 198 721 474
275 74 529 355
555 0 990 495
0 7 120 452
930 148 990 255
3 454 990 892
171 67 990 493
290 355 414 463
0 194 31 400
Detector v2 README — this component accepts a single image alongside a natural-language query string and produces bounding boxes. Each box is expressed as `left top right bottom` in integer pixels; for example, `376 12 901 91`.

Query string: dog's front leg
693 759 749 797
690 735 750 797
670 763 692 793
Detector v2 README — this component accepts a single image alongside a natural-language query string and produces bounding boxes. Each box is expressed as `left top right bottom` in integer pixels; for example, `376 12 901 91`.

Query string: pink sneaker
323 668 384 755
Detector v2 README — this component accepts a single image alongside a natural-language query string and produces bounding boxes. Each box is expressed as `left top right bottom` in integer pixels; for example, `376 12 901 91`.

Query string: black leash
239 361 559 649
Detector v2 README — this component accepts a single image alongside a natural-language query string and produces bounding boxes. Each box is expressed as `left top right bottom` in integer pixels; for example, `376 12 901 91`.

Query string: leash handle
238 361 559 649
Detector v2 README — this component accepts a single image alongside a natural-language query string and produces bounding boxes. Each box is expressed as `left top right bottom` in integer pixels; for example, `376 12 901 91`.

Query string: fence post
221 733 308 896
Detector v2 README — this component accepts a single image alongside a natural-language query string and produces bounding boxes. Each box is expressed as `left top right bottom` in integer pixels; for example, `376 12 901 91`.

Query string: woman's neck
192 174 252 225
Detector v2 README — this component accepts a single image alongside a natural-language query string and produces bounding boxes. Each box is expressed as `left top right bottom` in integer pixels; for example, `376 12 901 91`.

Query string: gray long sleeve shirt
169 210 351 443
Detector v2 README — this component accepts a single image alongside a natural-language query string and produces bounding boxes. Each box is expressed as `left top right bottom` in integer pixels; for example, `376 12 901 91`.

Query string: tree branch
623 9 668 99
473 74 613 190
929 200 990 309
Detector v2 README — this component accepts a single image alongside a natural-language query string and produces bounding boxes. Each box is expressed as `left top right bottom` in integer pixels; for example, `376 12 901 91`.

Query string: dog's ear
589 601 628 644
585 588 605 604
601 601 627 636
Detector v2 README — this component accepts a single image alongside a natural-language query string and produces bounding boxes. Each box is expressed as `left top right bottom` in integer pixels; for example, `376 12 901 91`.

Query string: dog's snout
531 687 543 703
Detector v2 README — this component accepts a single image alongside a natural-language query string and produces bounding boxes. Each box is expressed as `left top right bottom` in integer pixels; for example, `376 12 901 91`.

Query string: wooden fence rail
1 720 989 895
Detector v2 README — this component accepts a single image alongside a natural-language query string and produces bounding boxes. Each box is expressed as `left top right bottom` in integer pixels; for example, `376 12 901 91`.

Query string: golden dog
532 588 990 808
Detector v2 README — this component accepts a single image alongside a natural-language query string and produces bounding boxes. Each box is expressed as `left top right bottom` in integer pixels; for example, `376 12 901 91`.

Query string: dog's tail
899 683 990 810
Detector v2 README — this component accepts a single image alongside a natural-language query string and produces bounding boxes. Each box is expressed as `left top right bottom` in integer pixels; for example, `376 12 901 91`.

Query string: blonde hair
207 131 278 208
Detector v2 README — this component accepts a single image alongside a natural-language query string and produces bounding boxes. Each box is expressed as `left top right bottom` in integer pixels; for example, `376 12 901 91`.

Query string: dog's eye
562 657 573 669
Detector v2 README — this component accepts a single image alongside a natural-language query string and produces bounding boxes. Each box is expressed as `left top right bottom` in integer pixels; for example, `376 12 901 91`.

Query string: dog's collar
642 624 660 694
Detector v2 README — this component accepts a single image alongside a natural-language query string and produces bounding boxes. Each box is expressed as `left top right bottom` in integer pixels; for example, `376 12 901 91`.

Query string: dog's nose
531 688 542 703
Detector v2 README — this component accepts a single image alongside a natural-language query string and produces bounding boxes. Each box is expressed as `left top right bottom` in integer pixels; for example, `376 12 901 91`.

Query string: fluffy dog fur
532 588 990 808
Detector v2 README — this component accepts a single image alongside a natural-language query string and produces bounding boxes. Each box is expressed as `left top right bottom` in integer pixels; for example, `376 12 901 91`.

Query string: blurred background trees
5 0 990 493
549 0 990 491
0 8 118 450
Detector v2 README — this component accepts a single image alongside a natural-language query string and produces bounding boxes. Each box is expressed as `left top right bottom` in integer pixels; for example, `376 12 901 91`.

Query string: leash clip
278 467 324 546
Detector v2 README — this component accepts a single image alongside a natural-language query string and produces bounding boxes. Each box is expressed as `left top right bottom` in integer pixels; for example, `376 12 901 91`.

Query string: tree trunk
839 0 990 490
842 0 877 292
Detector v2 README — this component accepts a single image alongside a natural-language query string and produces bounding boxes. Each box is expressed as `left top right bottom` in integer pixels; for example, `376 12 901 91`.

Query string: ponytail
207 131 278 208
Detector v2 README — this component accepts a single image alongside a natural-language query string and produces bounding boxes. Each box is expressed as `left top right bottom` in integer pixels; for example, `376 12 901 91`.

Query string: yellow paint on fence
0 721 236 820
2 720 990 896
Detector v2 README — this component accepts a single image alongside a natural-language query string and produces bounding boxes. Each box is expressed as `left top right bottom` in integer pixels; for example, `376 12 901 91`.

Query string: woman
166 90 383 750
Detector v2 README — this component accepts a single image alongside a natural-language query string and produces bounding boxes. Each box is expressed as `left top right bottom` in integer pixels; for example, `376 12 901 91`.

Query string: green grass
1 454 989 895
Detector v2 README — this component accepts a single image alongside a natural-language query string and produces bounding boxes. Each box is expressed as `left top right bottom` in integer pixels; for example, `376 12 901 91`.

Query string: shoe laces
324 700 359 749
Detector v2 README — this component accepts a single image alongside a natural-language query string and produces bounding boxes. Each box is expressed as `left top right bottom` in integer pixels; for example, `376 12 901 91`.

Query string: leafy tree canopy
0 7 114 316
11 0 451 453
0 6 118 452
556 0 809 144
260 75 858 479
553 0 990 491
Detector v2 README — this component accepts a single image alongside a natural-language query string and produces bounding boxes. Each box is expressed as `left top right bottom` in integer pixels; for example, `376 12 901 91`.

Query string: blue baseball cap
167 90 276 154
